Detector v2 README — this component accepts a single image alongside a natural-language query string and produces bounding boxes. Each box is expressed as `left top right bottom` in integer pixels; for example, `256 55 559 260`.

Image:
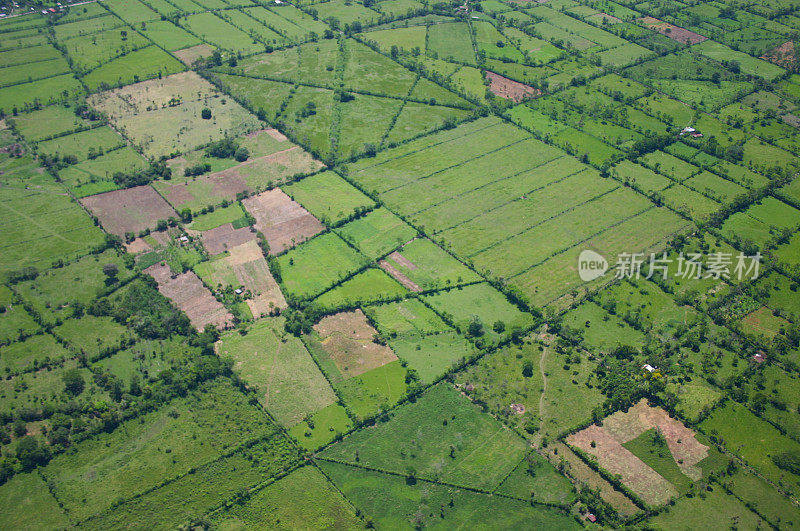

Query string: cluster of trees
205 137 249 162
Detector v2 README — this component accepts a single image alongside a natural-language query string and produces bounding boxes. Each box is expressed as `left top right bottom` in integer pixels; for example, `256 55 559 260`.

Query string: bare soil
486 71 540 103
640 17 707 45
144 262 233 331
762 41 796 69
81 185 177 237
313 309 398 378
199 223 257 255
242 188 324 254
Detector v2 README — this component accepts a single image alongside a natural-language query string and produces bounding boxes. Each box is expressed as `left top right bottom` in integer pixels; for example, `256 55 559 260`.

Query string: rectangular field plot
335 207 417 259
0 74 84 114
88 71 260 159
282 171 374 226
81 185 177 238
0 187 105 275
320 383 529 490
243 188 325 254
183 12 264 54
217 317 337 426
40 378 278 522
154 129 322 212
276 232 369 300
10 104 96 142
380 237 481 292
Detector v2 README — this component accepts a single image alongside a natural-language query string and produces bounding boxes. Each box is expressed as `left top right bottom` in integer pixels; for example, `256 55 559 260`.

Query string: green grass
0 74 84 114
366 298 453 336
0 472 70 530
319 460 580 529
561 301 646 352
335 360 408 419
423 283 535 344
726 468 800 527
495 451 577 505
382 238 481 291
647 484 766 529
277 232 369 300
216 317 337 427
80 45 186 91
283 171 374 226
623 428 693 492
52 315 132 360
188 203 247 231
140 20 202 51
36 126 126 162
321 383 529 490
41 377 279 522
0 333 71 376
211 465 361 528
388 330 476 384
314 267 407 309
183 12 264 54
427 22 476 65
335 207 417 260
0 285 40 344
16 249 134 325
288 402 353 450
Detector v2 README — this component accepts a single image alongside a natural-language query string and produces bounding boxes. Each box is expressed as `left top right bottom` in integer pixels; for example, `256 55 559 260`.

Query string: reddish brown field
313 309 398 378
242 189 324 254
640 17 707 45
486 72 540 103
145 262 233 331
762 41 796 69
194 223 257 255
81 185 177 237
227 240 286 317
173 44 215 65
567 399 709 506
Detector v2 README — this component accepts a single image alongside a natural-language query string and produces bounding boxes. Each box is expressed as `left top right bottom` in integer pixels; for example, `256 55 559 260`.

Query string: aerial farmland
1 0 800 527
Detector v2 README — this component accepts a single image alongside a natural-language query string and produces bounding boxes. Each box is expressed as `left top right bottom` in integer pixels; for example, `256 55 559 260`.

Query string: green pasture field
450 66 488 103
211 465 361 529
188 203 247 231
94 337 201 383
388 330 476 383
334 94 402 158
15 249 134 325
277 232 369 299
281 85 337 158
335 207 417 259
597 41 653 67
321 383 530 490
700 400 800 498
210 74 293 121
423 283 535 342
474 20 524 62
648 484 766 529
219 9 286 46
40 377 278 522
502 26 562 64
596 278 697 334
511 206 688 308
561 300 646 352
335 359 408 419
695 39 784 81
373 0 424 17
0 472 69 530
0 56 71 88
660 184 721 221
665 381 721 422
0 74 84 113
288 402 353 450
314 267 407 309
469 188 650 280
312 0 380 27
533 21 596 50
258 5 329 40
684 171 747 204
382 237 481 290
638 150 700 181
427 22 476 65
59 146 149 198
319 460 580 529
36 126 126 162
623 428 693 493
56 2 109 23
360 25 426 54
219 39 338 86
0 359 106 416
612 160 671 193
10 105 95 142
365 298 452 336
0 32 49 51
140 20 201 51
53 315 131 359
81 434 300 530
383 101 472 146
283 171 374 226
0 333 71 375
183 12 264 55
0 285 40 344
217 317 337 426
53 15 124 41
496 451 577 505
0 187 106 275
343 40 419 97
759 272 800 318
62 26 151 72
80 45 186 91
725 468 800 527
102 0 161 24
